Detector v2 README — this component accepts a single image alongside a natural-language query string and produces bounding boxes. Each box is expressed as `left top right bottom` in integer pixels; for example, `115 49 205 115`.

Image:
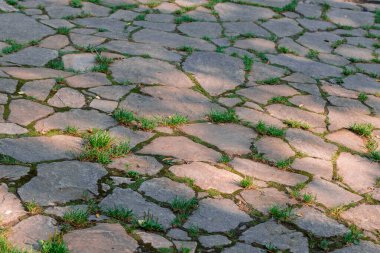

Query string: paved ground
0 0 380 252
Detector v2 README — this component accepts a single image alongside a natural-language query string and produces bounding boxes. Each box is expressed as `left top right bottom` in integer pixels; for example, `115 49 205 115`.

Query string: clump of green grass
343 226 363 245
25 201 43 214
139 117 158 131
64 125 79 135
79 129 130 164
56 27 70 35
375 9 380 24
257 77 281 85
126 170 140 179
331 39 347 49
39 233 69 253
113 109 136 124
284 120 310 130
268 96 291 105
358 92 368 102
63 209 89 228
342 66 355 76
1 39 23 54
218 154 231 164
369 150 380 161
255 121 285 137
177 46 194 54
160 114 189 126
135 14 146 21
375 177 380 187
240 176 254 188
243 55 253 71
273 0 297 12
349 123 374 137
70 0 82 8
171 197 198 214
46 59 64 70
175 15 195 24
110 3 138 13
103 206 134 223
257 52 268 63
269 205 293 221
277 46 292 54
0 234 29 253
208 109 238 123
5 0 18 6
276 159 292 169
302 193 315 204
92 55 113 73
306 49 319 60
187 226 199 237
136 212 164 231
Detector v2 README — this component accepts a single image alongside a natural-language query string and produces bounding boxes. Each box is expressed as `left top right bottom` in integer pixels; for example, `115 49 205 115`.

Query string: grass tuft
240 176 254 188
136 212 164 231
39 233 69 253
349 123 374 137
70 0 82 8
56 27 70 35
358 92 368 102
255 121 285 137
1 39 23 54
63 209 89 228
208 109 238 123
269 205 293 221
103 206 134 223
284 120 310 130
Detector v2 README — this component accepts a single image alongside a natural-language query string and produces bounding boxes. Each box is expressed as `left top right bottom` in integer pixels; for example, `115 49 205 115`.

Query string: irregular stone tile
0 165 29 181
167 229 190 241
356 63 380 76
223 22 270 37
235 38 276 53
284 72 316 84
35 109 116 132
0 13 54 42
241 188 296 214
292 157 333 179
100 188 175 229
133 29 215 51
66 72 111 88
180 123 256 155
319 53 350 66
296 3 321 18
183 52 244 95
0 78 17 93
48 87 85 108
90 99 118 113
278 37 309 56
109 9 138 20
62 53 96 72
111 123 153 145
293 206 348 237
139 177 195 203
0 93 7 104
0 0 17 12
134 20 176 32
119 86 222 120
366 95 380 115
184 198 251 232
0 47 58 67
342 74 380 95
262 18 303 37
301 178 362 208
137 231 172 249
21 79 55 101
223 243 265 253
237 85 299 104
296 32 342 53
44 205 88 217
111 57 193 88
297 19 335 32
335 44 374 61
145 13 174 23
70 33 107 47
8 99 54 126
0 135 81 163
89 85 133 100
248 62 287 82
240 220 309 253
214 3 275 22
0 67 72 80
8 215 58 251
110 176 133 186
268 54 341 78
236 107 285 128
286 129 337 160
0 184 26 226
173 241 197 253
328 8 374 27
289 83 321 96
199 235 231 248
72 17 126 32
41 19 75 29
337 153 380 194
289 95 326 114
231 158 308 186
46 5 81 18
187 6 216 21
255 136 295 162
169 162 242 194
82 2 110 17
0 123 28 135
178 22 221 38
328 106 380 131
321 82 358 98
64 223 138 253
326 130 366 152
19 161 107 205
219 97 241 107
267 104 326 133
331 241 380 253
341 204 380 232
108 154 163 175
104 40 182 62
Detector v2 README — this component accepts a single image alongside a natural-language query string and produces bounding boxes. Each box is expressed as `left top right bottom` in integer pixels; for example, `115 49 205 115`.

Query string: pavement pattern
0 0 380 252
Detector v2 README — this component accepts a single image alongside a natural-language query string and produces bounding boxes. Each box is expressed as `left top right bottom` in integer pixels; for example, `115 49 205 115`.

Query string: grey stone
223 22 270 37
0 165 29 180
8 99 54 126
111 57 193 87
262 18 303 37
241 187 296 214
82 2 110 17
139 177 195 203
342 74 380 95
237 85 299 104
170 162 242 194
136 231 172 249
73 17 127 32
223 243 265 253
109 10 139 21
0 123 28 135
0 13 54 42
297 19 335 32
199 235 231 248
0 47 58 67
178 22 222 38
90 99 118 113
296 3 321 18
184 198 251 232
301 178 362 208
292 157 333 179
0 135 82 163
46 6 81 19
110 125 154 147
341 204 380 232
66 72 111 88
0 67 72 80
335 45 374 61
231 158 308 186
248 62 287 82
35 109 116 132
100 188 176 229
278 37 309 56
21 79 55 101
45 205 88 217
18 161 107 205
89 85 133 100
180 123 256 155
286 129 338 160
235 38 276 53
0 184 27 226
326 130 366 153
321 82 358 98
64 223 139 253
108 154 163 175
62 53 96 72
256 136 295 162
214 3 275 22
173 241 197 253
167 229 190 241
240 220 309 253
328 8 374 27
236 107 285 128
70 33 107 47
0 78 17 93
296 32 343 53
331 241 380 253
8 215 58 251
328 106 380 131
289 95 326 114
293 206 348 237
48 88 85 108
